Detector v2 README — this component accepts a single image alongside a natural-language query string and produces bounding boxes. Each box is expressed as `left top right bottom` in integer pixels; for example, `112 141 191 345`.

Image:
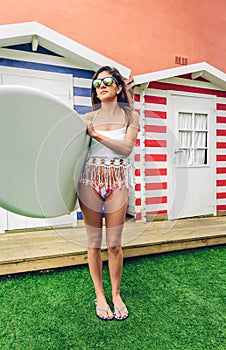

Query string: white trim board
0 48 90 71
133 62 226 90
0 22 131 78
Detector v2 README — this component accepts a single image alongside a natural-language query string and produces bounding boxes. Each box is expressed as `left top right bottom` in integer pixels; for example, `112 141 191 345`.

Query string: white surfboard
0 85 90 218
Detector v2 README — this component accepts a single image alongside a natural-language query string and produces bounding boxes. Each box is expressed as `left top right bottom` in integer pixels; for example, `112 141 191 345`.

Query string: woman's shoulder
81 111 96 122
131 109 139 119
128 109 139 126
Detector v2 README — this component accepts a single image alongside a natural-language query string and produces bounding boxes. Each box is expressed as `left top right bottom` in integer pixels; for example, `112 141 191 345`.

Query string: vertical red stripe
145 154 167 162
134 154 140 162
216 168 226 174
217 205 226 211
145 182 167 190
145 169 167 176
217 116 226 124
217 180 226 186
216 142 226 149
135 184 141 191
217 103 226 111
136 198 141 206
146 210 167 215
146 196 167 204
217 192 226 199
148 81 226 97
134 94 140 102
217 129 226 136
145 140 167 147
216 155 226 161
144 95 167 104
145 110 167 119
145 125 166 133
136 213 142 220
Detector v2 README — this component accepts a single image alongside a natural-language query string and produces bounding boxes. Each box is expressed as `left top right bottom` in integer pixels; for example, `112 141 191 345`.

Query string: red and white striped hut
132 62 226 222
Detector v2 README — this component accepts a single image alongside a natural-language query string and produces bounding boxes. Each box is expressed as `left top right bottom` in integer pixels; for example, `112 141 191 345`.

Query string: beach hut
0 21 131 232
133 62 226 222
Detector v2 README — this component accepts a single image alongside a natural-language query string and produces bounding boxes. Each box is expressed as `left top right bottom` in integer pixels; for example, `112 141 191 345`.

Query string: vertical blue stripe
77 212 83 220
74 105 92 114
2 43 62 57
73 86 91 97
0 57 94 116
0 58 95 78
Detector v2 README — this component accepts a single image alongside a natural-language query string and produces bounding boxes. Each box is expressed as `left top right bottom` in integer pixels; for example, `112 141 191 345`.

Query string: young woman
78 66 139 321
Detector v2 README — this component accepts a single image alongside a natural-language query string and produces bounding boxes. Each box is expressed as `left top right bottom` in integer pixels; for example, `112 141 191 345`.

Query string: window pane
177 112 208 166
194 149 206 165
194 131 207 148
179 131 192 148
179 112 192 130
195 113 207 130
177 149 192 166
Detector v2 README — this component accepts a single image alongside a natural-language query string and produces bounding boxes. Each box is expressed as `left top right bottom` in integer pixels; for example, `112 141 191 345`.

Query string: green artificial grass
0 246 225 350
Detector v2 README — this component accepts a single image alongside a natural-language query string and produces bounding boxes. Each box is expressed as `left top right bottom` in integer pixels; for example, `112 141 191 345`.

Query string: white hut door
168 93 215 220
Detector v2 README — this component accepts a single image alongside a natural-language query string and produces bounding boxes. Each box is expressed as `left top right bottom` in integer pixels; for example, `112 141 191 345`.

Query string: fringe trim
80 157 133 191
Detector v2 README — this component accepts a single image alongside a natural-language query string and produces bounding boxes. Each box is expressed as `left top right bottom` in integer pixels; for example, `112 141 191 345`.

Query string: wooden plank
0 234 225 276
0 216 225 276
0 253 88 276
122 235 226 258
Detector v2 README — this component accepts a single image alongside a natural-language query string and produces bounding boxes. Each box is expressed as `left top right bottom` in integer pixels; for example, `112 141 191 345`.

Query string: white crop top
79 109 134 193
88 109 127 159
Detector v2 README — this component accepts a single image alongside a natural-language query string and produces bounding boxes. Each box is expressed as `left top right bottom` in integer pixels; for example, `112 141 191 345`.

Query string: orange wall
0 0 226 76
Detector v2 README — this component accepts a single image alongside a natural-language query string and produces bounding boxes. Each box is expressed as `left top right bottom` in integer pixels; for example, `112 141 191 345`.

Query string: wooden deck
0 216 226 276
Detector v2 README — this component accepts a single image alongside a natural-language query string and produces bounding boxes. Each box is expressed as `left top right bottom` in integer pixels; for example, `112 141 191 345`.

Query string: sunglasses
92 76 118 89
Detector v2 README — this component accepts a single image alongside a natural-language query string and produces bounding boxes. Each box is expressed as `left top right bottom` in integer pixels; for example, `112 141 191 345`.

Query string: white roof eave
133 62 226 90
0 21 131 78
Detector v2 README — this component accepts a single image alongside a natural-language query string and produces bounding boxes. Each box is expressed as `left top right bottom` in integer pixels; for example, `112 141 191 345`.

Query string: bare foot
95 296 114 320
112 295 129 320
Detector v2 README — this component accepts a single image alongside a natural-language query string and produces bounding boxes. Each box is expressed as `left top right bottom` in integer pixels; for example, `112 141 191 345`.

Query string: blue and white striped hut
0 21 131 232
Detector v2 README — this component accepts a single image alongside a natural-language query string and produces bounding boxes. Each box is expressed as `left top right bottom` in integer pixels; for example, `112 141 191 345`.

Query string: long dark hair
91 66 133 124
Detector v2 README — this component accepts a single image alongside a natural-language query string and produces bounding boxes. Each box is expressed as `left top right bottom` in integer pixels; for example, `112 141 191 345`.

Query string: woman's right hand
87 120 98 139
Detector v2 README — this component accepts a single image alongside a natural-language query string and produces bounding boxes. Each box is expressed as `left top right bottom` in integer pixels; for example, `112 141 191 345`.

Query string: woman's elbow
122 145 134 157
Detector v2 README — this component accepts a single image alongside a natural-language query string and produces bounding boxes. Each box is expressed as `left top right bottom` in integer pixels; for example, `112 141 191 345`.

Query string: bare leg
78 183 113 319
105 185 129 319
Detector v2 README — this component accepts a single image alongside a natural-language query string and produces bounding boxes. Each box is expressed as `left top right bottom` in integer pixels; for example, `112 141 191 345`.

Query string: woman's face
95 71 122 103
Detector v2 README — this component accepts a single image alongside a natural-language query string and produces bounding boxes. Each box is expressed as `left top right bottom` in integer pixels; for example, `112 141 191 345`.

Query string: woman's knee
107 245 122 255
88 247 102 255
